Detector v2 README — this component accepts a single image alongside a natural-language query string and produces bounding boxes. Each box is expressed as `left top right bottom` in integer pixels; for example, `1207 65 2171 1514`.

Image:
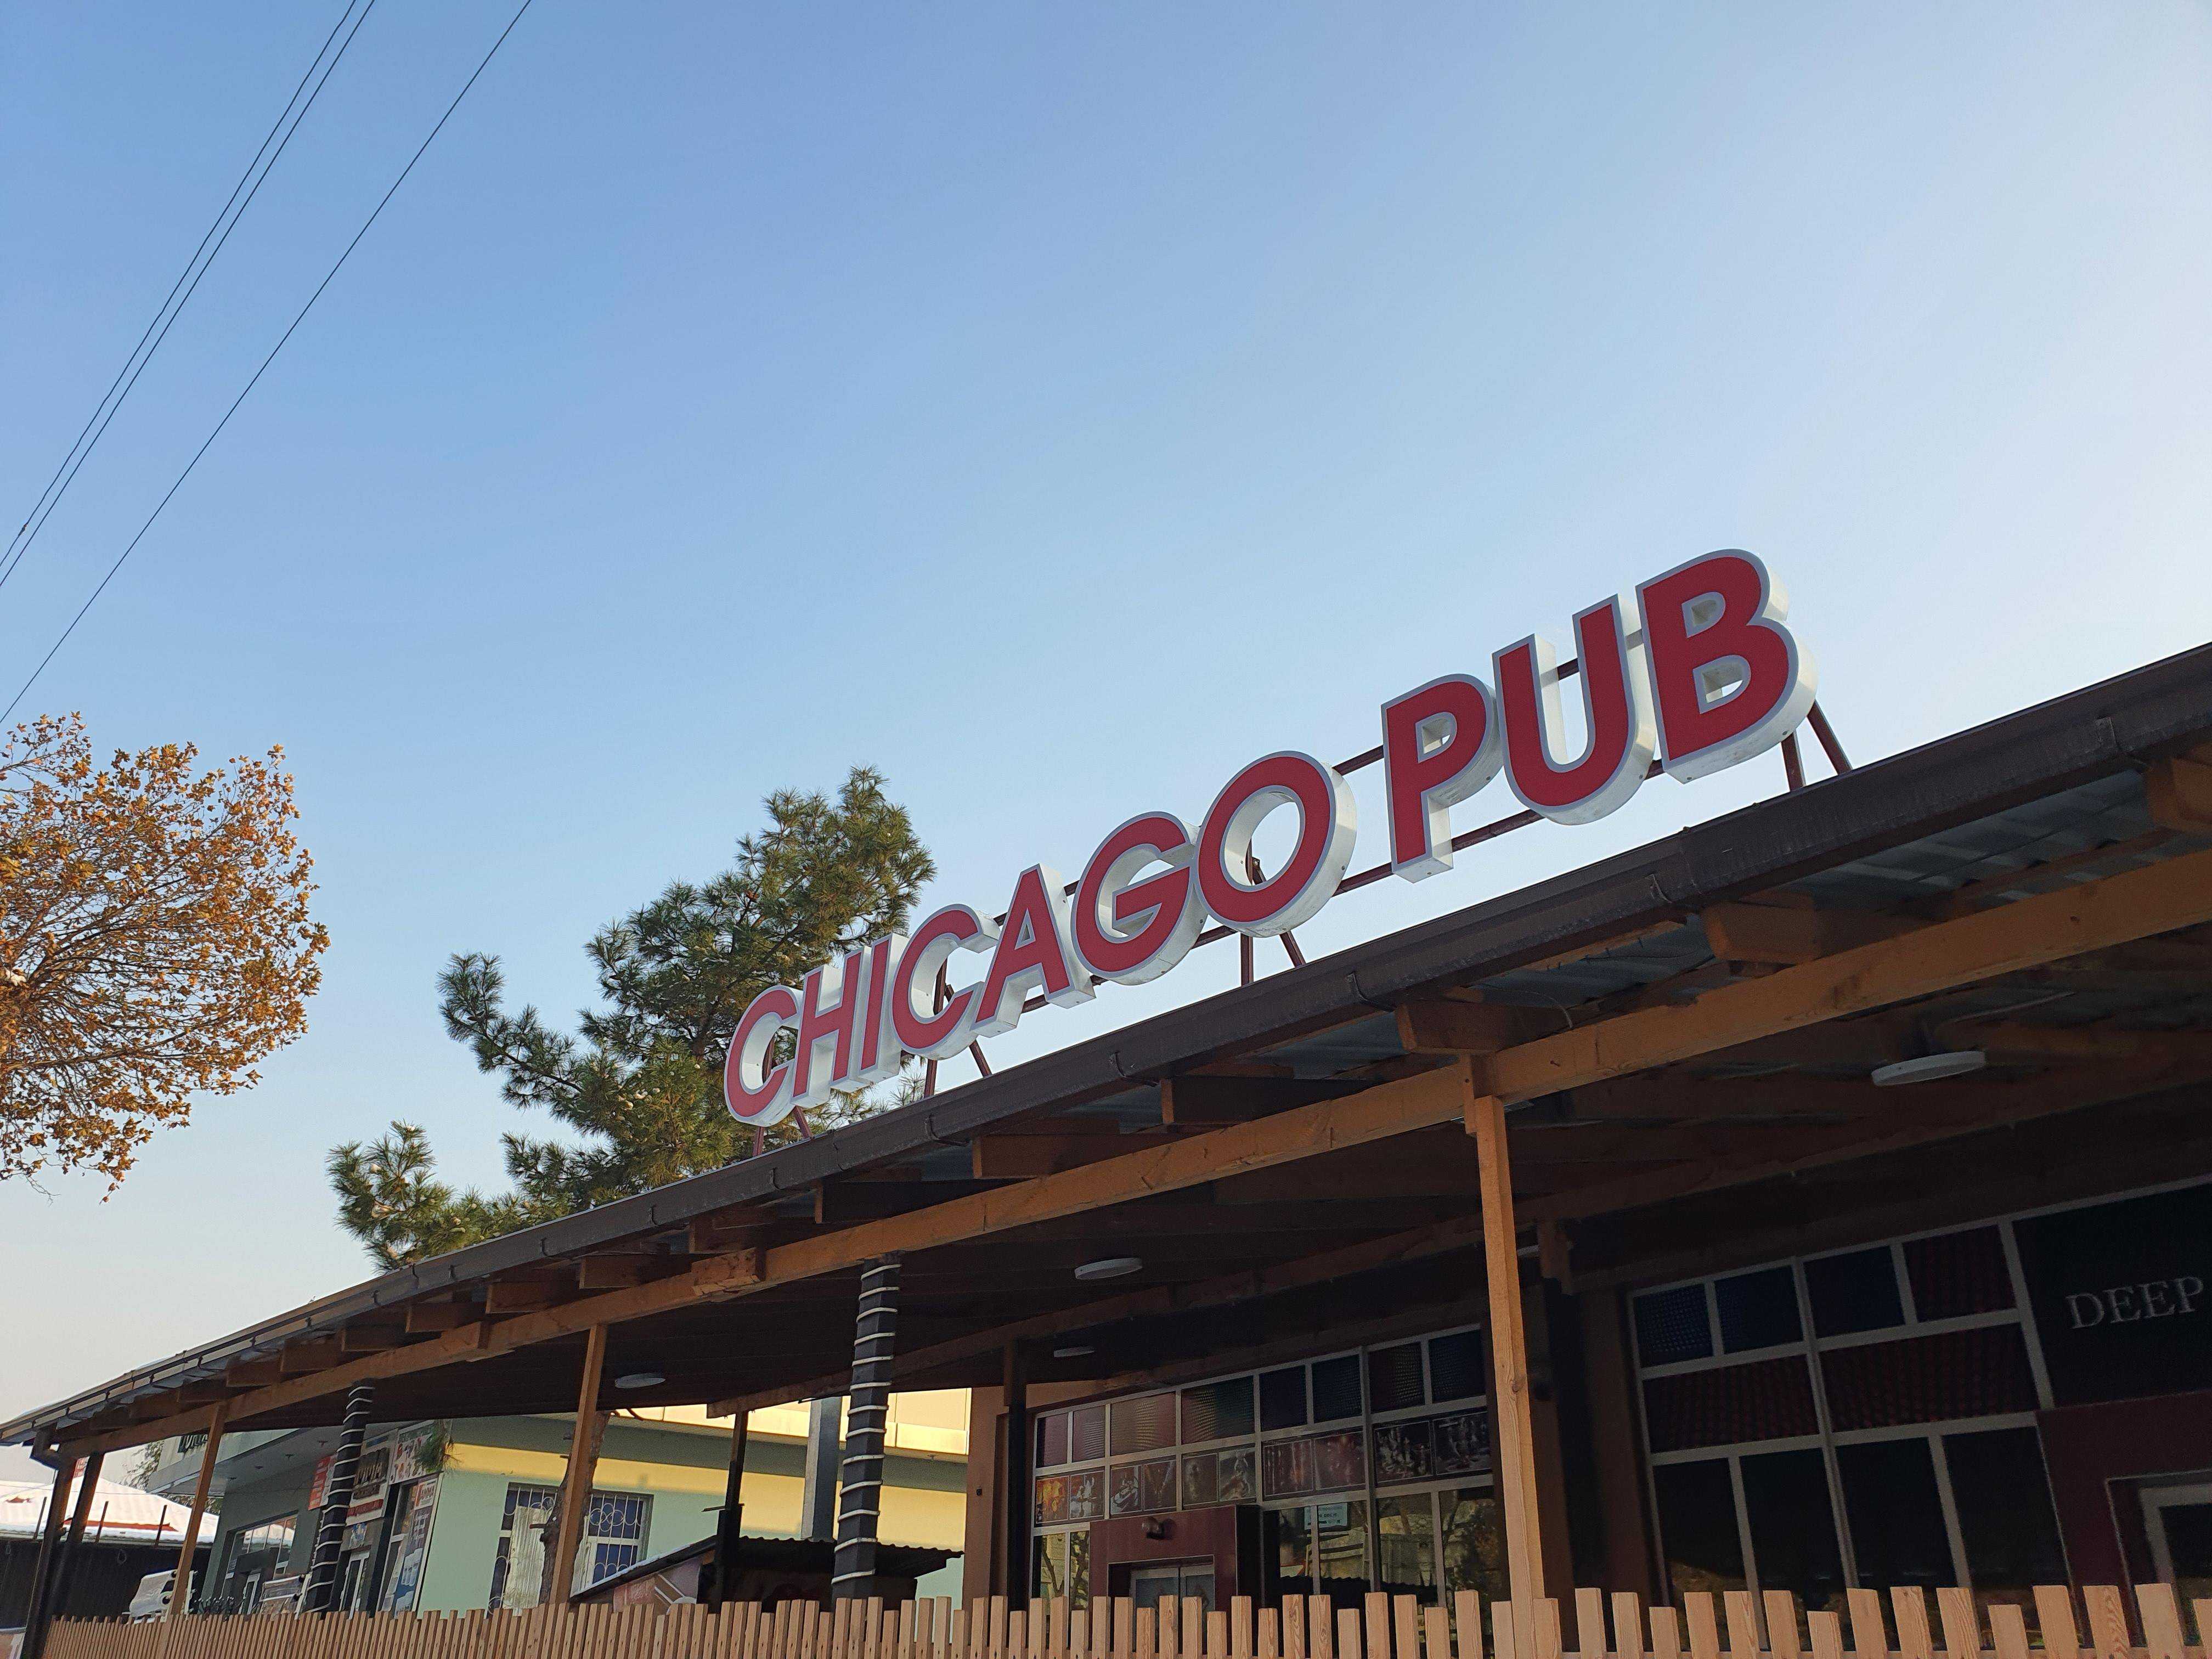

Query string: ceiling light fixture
1073 1256 1144 1282
1870 1051 1987 1087
1052 1345 1096 1359
613 1371 665 1390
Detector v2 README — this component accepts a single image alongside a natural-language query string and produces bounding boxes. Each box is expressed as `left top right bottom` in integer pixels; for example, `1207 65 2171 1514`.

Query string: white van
126 1569 191 1622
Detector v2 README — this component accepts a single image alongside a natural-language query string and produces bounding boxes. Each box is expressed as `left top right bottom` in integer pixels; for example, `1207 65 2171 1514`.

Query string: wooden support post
166 1401 229 1622
16 1456 74 1659
833 1257 902 1600
29 1449 105 1658
1463 1059 1545 1609
707 1409 749 1608
547 1322 609 1606
302 1382 374 1611
1002 1341 1030 1600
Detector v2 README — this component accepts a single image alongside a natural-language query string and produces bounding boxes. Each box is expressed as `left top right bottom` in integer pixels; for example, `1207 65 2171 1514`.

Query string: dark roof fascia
10 640 2211 1446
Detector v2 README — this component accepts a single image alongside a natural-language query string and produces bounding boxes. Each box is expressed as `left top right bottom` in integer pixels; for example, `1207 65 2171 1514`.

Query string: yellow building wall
446 1389 970 1551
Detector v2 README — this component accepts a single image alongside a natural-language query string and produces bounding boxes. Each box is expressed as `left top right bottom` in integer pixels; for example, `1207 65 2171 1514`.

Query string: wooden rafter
58 840 2212 1458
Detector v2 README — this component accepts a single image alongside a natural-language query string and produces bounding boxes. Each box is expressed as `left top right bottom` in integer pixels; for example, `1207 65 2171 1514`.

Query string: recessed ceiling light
1052 1345 1096 1359
1870 1051 1987 1087
613 1371 665 1390
1074 1256 1144 1282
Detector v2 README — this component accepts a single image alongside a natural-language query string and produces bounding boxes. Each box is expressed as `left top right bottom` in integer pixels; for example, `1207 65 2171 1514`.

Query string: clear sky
4 2 2211 1478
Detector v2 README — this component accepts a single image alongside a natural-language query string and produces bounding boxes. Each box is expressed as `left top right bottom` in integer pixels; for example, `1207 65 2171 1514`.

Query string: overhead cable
0 0 379 598
2 0 538 725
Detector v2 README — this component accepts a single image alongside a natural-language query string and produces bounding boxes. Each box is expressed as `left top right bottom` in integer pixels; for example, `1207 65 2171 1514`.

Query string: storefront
13 603 2212 1651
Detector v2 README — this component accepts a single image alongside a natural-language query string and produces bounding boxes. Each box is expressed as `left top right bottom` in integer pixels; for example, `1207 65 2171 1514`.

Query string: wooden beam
223 1359 284 1389
278 1341 343 1375
1965 1022 2212 1065
403 1300 478 1334
1464 1062 1543 1607
687 1208 771 1257
338 1324 407 1355
2146 751 2212 833
1397 1000 1543 1054
576 1255 657 1291
969 1131 1186 1180
72 844 2212 1456
815 1178 1006 1224
1699 902 1920 965
1481 844 2212 1104
1159 1075 1367 1125
1521 1050 2212 1223
485 1278 568 1315
547 1324 607 1606
165 1400 227 1622
711 1210 1491 1417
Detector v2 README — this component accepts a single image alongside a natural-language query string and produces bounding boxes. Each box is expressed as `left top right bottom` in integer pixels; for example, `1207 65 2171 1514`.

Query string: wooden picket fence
41 1584 2212 1659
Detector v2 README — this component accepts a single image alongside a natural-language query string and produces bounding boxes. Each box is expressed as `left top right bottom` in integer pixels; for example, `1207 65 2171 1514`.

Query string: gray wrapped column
830 1257 900 1601
301 1384 375 1612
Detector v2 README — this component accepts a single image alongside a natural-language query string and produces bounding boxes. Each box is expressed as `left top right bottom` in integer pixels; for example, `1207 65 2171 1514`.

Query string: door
2143 1480 2212 1604
1128 1562 1216 1617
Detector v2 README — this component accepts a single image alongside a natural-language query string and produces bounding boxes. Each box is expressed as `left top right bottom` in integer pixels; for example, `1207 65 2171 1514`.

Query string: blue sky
4 2 2211 1470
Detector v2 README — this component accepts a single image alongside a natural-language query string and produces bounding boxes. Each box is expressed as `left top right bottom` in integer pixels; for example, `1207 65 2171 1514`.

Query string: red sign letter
724 984 800 1126
1638 551 1815 782
973 865 1094 1039
1197 752 1357 937
1072 811 1205 984
890 906 999 1062
1494 594 1655 824
1381 673 1503 882
791 946 868 1108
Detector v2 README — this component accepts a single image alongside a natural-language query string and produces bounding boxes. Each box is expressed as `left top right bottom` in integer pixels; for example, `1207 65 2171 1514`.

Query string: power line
0 0 376 597
2 0 539 727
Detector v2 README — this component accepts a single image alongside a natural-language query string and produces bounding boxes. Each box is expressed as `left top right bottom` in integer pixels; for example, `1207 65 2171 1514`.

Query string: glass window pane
1182 1377 1255 1443
1368 1342 1426 1413
1111 1393 1178 1454
1261 1367 1309 1431
1717 1268 1803 1353
1068 1530 1091 1611
1312 1356 1363 1423
1635 1285 1713 1366
1376 1493 1439 1606
1440 1486 1507 1604
1942 1429 2065 1612
1835 1438 1952 1590
1904 1228 2014 1320
1314 1498 1370 1610
1739 1449 1844 1612
1269 1505 1314 1592
1039 1412 1070 1468
1429 1330 1487 1403
1805 1249 1905 1338
1071 1406 1108 1464
1652 1459 1745 1603
1035 1530 1068 1600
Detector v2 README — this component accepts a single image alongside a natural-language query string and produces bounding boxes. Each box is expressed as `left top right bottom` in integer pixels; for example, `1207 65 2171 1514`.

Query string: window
1367 1344 1426 1414
1739 1449 1844 1612
1652 1460 1745 1602
1635 1285 1713 1366
1429 1330 1487 1404
1942 1429 2065 1613
1716 1268 1802 1353
1374 1493 1437 1604
1805 1249 1903 1338
1632 1195 2101 1606
1834 1440 1949 1590
1260 1367 1308 1431
487 1483 651 1610
1311 1355 1364 1423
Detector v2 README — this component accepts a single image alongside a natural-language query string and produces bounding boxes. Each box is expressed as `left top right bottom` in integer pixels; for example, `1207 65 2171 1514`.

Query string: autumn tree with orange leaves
0 714 327 1184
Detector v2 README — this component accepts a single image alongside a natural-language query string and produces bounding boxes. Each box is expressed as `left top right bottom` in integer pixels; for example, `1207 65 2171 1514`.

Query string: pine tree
329 768 933 1265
